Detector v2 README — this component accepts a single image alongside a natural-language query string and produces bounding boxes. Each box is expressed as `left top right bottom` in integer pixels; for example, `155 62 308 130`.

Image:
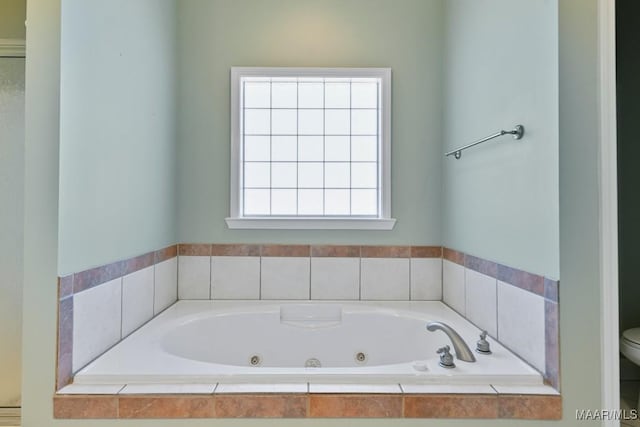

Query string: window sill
225 217 397 230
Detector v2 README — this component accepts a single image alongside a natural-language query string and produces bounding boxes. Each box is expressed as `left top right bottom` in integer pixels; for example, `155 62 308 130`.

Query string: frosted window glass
299 136 323 161
271 162 297 188
325 190 350 215
244 109 270 134
325 136 350 161
325 163 350 188
325 83 350 108
244 162 270 188
351 162 377 188
244 136 270 161
298 162 323 188
351 109 377 135
325 77 351 83
244 189 270 215
272 109 297 134
325 109 350 135
237 72 387 220
298 83 324 108
298 189 324 215
351 83 378 108
272 82 297 108
271 189 297 215
351 136 377 161
298 109 323 135
244 82 270 108
272 136 297 161
351 189 377 215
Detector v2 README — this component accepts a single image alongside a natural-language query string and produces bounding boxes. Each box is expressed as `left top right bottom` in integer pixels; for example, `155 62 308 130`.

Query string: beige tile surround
55 243 561 419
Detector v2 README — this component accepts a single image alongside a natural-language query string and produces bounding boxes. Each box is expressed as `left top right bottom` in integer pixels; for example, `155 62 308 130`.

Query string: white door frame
598 0 620 425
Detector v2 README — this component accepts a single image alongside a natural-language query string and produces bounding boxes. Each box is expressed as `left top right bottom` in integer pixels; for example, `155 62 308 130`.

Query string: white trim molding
0 38 26 58
598 0 620 424
228 67 395 230
225 217 396 230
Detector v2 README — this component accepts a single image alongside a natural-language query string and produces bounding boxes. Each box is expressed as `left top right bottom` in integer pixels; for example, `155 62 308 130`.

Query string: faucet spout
426 321 476 362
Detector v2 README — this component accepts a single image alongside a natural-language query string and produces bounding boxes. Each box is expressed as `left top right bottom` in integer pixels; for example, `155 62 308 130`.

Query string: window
227 67 395 230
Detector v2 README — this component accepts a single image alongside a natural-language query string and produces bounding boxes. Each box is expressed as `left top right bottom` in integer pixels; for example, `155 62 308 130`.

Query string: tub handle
476 331 492 354
437 345 455 369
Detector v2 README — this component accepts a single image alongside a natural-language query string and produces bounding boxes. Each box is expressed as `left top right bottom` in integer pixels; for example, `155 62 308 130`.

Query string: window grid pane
242 77 380 217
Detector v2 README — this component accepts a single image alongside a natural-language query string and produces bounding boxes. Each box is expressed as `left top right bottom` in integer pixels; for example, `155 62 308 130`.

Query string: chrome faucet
426 321 476 362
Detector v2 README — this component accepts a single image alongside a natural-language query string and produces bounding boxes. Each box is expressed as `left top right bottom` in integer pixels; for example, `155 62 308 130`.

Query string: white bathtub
74 300 543 386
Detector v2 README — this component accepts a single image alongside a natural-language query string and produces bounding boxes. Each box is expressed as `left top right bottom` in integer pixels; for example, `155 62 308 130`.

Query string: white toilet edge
621 336 640 349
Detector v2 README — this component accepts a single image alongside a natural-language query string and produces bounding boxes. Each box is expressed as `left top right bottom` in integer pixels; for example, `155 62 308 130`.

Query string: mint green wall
22 0 605 425
441 0 560 278
57 0 178 274
0 0 25 39
176 0 444 245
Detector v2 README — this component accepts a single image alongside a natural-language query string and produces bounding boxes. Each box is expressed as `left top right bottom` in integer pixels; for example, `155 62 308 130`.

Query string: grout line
490 385 499 394
322 82 326 215
116 384 127 394
462 264 467 316
408 257 412 301
119 277 124 339
259 254 263 300
176 255 181 300
211 255 217 301
212 383 219 394
172 256 178 304
495 277 500 340
440 258 444 302
349 81 352 216
358 256 362 300
152 262 157 315
308 256 312 300
209 255 212 300
269 81 273 215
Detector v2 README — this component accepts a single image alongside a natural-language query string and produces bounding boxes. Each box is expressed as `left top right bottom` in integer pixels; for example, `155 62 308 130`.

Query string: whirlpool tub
73 300 542 386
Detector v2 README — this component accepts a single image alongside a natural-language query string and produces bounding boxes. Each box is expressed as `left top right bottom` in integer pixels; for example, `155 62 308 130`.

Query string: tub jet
249 355 262 366
305 358 321 368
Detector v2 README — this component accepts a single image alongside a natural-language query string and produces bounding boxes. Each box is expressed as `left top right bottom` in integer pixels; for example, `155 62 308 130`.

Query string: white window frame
226 67 395 230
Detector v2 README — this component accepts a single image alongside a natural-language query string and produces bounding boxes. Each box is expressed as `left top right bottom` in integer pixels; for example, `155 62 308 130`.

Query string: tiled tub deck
55 244 561 419
54 384 561 419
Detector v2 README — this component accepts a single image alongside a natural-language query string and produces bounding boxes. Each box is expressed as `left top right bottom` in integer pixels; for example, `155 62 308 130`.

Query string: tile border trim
261 244 311 257
177 244 443 259
53 393 562 419
443 247 557 299
443 247 465 264
55 297 73 390
211 244 261 257
64 245 179 295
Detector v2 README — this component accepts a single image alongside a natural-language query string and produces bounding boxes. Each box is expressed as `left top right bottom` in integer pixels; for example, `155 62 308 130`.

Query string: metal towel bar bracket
445 125 525 159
